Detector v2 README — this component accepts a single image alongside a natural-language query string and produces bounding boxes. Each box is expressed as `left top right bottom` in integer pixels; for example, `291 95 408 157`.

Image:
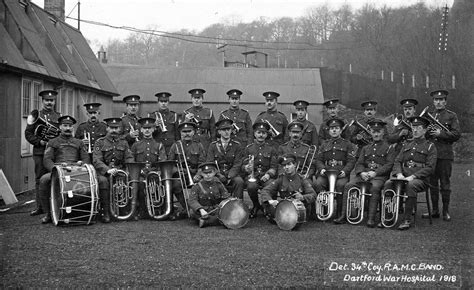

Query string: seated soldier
130 117 167 220
314 118 356 224
38 116 90 224
93 118 134 223
259 153 317 223
343 119 395 227
383 116 437 230
188 162 231 228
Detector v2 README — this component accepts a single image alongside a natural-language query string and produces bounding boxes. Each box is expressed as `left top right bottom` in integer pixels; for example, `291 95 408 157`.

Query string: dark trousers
247 179 272 208
38 173 52 213
384 178 426 221
33 155 48 209
190 209 220 227
228 176 245 199
429 159 452 211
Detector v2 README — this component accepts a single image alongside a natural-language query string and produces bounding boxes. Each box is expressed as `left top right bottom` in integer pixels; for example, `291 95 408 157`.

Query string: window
21 78 43 156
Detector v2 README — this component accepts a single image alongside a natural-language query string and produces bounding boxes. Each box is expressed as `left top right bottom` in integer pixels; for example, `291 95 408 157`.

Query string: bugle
155 112 168 132
381 179 408 228
83 131 92 154
145 160 176 220
128 122 139 142
27 109 60 141
346 181 372 225
109 162 142 220
296 145 317 179
221 115 241 133
419 106 452 134
315 169 340 221
262 119 281 138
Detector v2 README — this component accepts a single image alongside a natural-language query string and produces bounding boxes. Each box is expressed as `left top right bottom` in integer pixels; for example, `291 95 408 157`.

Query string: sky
31 0 452 52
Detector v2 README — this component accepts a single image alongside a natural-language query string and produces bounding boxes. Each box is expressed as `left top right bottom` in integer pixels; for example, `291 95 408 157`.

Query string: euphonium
346 181 372 225
247 155 257 183
155 112 168 132
419 106 452 134
316 168 339 221
145 160 175 220
27 109 60 141
297 145 317 179
109 162 141 220
381 179 408 228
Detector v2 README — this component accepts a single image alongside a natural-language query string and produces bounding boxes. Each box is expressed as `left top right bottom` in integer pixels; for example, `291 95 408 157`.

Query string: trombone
155 112 168 132
262 119 281 138
296 145 317 179
83 131 92 154
177 141 195 188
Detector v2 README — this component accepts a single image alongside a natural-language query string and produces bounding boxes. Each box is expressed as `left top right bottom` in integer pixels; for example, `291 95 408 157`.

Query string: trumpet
247 155 257 183
381 179 408 228
83 131 92 154
27 109 60 141
315 169 339 221
183 110 200 124
155 112 168 132
128 122 139 142
296 145 317 179
262 119 281 138
222 115 241 132
419 106 452 134
346 181 372 225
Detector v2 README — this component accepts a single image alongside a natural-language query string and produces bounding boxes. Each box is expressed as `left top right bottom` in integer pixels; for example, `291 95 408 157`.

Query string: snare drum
217 198 250 229
50 164 99 226
275 199 306 231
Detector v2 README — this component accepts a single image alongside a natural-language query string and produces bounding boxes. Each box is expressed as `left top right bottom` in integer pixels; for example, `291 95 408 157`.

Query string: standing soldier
130 117 167 220
93 118 134 223
383 116 437 230
183 88 215 149
318 98 349 145
75 103 107 160
423 89 461 221
121 95 141 147
150 92 179 154
387 98 418 154
218 89 253 147
343 119 395 227
350 100 377 148
25 90 61 216
242 122 278 218
206 119 244 199
291 100 318 146
254 91 289 149
314 118 357 224
38 116 90 223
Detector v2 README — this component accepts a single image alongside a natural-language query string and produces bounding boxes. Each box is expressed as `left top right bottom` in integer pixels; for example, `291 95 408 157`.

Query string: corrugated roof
104 64 324 104
0 0 118 95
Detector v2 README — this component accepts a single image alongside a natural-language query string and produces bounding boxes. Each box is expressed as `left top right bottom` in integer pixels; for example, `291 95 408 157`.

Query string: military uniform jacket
43 134 90 172
168 140 206 175
188 178 230 212
316 137 356 176
260 173 316 204
427 109 461 160
75 120 107 148
151 109 179 150
121 114 141 147
206 139 243 179
292 119 319 146
318 116 349 145
392 138 437 179
184 106 216 144
278 141 315 177
255 109 289 144
354 140 395 178
219 107 253 146
386 117 412 153
24 108 61 155
93 135 134 176
131 137 167 164
349 116 374 146
241 141 278 178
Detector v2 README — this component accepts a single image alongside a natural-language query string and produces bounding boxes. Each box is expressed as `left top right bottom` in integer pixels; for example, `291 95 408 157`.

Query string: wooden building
0 0 118 194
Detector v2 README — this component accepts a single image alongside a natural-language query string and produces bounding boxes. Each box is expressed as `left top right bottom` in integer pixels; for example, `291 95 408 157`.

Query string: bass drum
218 198 250 229
275 199 306 231
50 164 99 226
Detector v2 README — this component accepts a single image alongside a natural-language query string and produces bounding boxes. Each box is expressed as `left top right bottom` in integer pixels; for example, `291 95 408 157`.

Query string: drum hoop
50 166 65 226
218 198 249 229
275 199 306 231
84 164 98 225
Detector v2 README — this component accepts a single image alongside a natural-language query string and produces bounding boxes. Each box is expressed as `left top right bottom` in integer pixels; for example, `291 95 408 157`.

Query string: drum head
275 199 306 231
219 199 249 229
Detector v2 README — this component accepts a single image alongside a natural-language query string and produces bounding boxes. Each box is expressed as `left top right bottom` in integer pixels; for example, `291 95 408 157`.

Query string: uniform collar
266 108 277 113
59 133 72 139
88 119 99 124
193 105 203 110
229 107 239 112
289 139 301 147
159 108 169 113
106 134 119 142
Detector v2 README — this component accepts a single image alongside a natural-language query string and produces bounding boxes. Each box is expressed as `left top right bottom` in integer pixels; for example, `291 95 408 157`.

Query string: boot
398 197 416 230
442 205 451 221
31 187 44 216
366 197 379 228
100 189 111 223
30 207 44 216
41 213 52 224
333 196 345 224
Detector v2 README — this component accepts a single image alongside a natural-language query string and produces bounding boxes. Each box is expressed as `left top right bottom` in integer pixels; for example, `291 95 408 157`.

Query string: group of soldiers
25 87 460 230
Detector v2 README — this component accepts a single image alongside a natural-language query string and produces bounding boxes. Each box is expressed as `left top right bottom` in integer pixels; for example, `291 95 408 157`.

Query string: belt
325 159 344 166
403 160 425 168
366 161 381 170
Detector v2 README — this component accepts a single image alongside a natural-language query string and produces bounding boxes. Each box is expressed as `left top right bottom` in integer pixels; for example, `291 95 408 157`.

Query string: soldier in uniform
291 100 318 146
206 119 244 199
38 116 90 223
121 95 141 147
278 122 315 181
188 162 231 228
150 92 179 154
168 121 207 219
218 89 253 147
25 90 61 216
259 153 317 223
318 98 349 145
343 119 395 227
350 100 377 148
423 89 461 221
383 116 437 230
183 88 216 149
254 91 289 149
314 118 356 224
386 98 418 154
93 118 134 223
130 117 167 220
241 122 278 218
75 103 107 160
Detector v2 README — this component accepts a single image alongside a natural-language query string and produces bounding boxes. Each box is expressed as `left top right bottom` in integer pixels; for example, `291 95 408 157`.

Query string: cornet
128 122 139 142
183 110 201 124
155 112 168 132
83 131 92 154
247 155 257 183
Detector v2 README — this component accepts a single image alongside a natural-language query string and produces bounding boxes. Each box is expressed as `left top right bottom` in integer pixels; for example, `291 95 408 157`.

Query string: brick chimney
44 0 65 21
97 46 108 64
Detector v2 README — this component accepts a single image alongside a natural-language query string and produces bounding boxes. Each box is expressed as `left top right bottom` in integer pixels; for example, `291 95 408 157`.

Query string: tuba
419 106 452 134
145 160 175 220
346 181 372 225
296 145 317 179
109 162 142 220
381 179 408 228
27 109 60 141
315 169 339 221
